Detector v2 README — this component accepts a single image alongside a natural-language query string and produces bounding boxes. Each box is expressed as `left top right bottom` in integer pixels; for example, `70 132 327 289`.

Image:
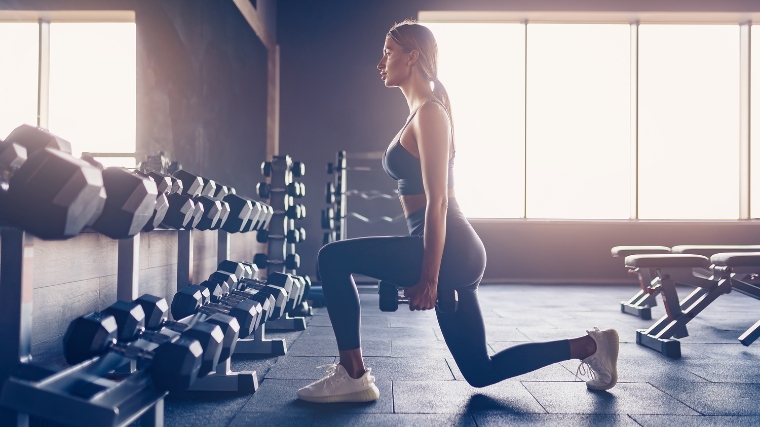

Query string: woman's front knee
460 367 494 388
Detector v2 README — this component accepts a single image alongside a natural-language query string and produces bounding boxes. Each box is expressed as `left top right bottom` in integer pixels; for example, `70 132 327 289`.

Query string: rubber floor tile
521 382 699 415
392 380 546 414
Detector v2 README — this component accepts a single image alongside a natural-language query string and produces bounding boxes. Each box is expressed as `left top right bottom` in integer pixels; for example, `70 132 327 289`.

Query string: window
751 25 760 218
638 25 739 219
0 23 39 138
0 18 136 168
425 23 525 218
48 23 136 168
526 24 630 219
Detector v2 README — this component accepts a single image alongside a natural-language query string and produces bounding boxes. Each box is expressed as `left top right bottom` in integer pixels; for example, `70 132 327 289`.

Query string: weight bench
624 253 722 358
710 252 760 346
613 245 760 319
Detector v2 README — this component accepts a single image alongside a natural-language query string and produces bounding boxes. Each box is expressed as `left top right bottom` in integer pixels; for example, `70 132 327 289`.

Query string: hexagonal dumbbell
256 181 303 199
90 167 158 239
171 285 263 338
221 193 254 233
102 300 224 378
137 171 170 232
321 208 335 230
0 133 104 239
199 275 275 323
134 295 240 371
63 310 203 391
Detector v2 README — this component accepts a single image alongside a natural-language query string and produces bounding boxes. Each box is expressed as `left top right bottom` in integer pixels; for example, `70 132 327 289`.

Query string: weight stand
181 228 259 392
234 323 287 356
0 227 166 427
1 353 166 427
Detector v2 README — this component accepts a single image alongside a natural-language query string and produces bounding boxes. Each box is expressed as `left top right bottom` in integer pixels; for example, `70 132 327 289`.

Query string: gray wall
277 0 760 281
0 0 272 364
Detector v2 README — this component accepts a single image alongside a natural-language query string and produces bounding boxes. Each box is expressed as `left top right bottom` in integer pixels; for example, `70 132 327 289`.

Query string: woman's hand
403 281 438 311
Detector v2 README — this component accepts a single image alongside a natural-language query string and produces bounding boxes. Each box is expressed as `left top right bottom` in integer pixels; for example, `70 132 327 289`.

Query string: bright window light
424 23 525 218
48 22 136 168
751 25 760 218
638 24 740 219
525 24 630 219
0 23 39 139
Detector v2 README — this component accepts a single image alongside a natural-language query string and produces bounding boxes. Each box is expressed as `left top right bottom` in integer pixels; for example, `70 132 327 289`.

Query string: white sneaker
296 364 380 403
575 327 619 391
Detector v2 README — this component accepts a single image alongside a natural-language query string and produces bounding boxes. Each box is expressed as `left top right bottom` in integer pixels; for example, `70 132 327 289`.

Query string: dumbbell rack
257 155 307 331
324 150 347 244
176 229 259 392
0 226 166 427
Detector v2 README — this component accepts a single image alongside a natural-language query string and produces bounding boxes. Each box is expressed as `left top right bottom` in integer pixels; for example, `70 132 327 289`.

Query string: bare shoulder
414 100 450 137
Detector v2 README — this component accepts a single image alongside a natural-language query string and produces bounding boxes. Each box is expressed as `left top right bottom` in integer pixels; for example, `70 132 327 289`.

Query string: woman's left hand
403 281 438 311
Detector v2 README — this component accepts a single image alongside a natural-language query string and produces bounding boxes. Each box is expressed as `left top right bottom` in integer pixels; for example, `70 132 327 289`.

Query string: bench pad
624 254 710 269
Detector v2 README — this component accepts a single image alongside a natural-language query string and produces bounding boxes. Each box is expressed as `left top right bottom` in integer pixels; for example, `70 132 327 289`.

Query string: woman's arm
404 101 451 310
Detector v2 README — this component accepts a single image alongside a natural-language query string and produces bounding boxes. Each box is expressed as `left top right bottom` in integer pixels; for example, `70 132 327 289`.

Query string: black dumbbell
261 161 272 177
256 181 303 199
378 281 458 313
63 311 203 391
206 270 288 320
135 295 240 370
161 192 196 229
241 199 269 232
326 182 336 204
292 161 305 178
321 208 335 229
102 300 224 378
0 128 105 239
193 195 223 231
172 170 205 198
171 285 262 338
253 253 300 270
90 167 158 239
209 184 232 230
200 276 276 323
136 171 170 232
221 193 253 233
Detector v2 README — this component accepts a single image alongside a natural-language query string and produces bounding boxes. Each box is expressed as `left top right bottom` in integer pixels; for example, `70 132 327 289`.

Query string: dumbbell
0 127 105 239
378 281 458 313
161 192 196 229
206 271 287 320
292 161 305 178
135 294 240 369
63 311 203 391
326 182 336 204
293 182 306 198
193 195 223 230
200 273 275 322
216 261 299 314
256 181 303 199
221 193 254 233
253 253 300 270
209 184 232 230
137 171 170 232
287 275 314 317
256 227 304 244
90 167 158 239
171 285 262 338
241 199 269 232
102 300 224 378
321 208 335 229
79 155 108 229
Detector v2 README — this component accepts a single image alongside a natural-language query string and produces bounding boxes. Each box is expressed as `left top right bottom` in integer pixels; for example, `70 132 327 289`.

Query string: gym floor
152 284 760 427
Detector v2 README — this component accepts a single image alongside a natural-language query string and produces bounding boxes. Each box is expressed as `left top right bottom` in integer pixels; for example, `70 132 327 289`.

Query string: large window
425 23 525 218
0 23 39 138
0 18 136 168
49 23 136 168
424 18 753 220
638 25 739 219
526 24 630 219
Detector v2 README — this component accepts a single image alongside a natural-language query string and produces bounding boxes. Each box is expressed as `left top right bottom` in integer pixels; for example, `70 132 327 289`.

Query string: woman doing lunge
296 20 620 403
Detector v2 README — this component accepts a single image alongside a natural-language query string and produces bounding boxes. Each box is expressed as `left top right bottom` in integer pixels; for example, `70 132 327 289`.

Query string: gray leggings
317 202 571 387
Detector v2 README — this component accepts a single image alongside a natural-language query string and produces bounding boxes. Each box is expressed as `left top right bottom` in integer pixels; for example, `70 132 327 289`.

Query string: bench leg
739 320 760 346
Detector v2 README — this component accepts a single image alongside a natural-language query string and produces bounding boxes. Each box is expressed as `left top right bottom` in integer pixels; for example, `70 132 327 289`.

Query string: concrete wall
277 0 760 280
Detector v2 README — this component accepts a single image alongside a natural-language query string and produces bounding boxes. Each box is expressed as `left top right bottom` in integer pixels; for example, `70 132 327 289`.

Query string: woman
297 20 619 403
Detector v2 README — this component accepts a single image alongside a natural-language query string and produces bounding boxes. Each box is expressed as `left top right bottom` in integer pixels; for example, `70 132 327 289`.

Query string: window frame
419 11 756 221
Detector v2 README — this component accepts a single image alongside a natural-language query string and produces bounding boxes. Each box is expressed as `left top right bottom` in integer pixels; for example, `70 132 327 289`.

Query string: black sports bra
382 100 455 196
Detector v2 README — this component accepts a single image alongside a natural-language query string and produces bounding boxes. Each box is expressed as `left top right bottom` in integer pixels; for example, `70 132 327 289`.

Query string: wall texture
277 0 760 280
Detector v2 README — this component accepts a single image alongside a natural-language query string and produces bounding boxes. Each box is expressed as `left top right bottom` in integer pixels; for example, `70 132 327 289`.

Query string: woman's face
377 37 410 87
